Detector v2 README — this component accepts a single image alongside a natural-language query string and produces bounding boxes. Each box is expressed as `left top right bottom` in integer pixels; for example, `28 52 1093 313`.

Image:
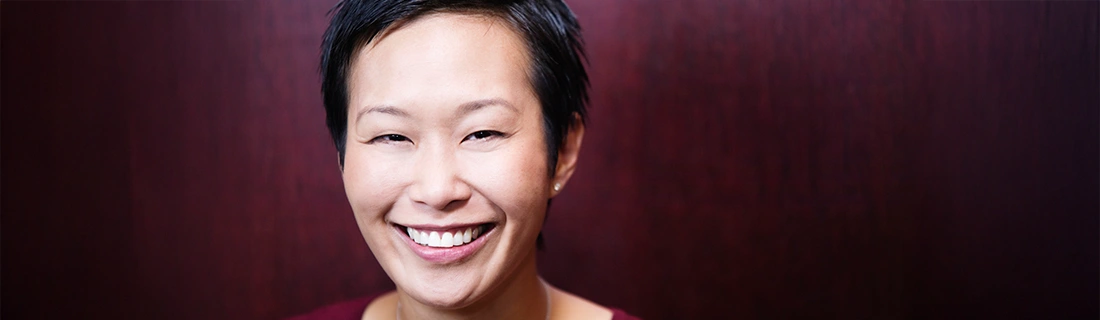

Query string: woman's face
342 13 552 307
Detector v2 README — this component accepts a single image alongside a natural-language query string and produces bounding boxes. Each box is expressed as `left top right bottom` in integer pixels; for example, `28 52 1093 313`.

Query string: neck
396 251 547 320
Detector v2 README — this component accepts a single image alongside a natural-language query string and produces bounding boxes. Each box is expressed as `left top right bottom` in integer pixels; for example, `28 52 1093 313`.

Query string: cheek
342 147 406 222
464 139 549 224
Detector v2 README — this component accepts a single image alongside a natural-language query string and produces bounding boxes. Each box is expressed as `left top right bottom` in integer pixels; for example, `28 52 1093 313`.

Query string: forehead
347 13 534 111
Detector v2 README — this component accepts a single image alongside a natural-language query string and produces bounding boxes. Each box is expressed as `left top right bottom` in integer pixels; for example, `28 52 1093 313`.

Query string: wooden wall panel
2 3 136 318
3 1 1096 319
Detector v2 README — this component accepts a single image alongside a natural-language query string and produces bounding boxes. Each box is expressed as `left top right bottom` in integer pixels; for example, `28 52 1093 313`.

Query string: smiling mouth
396 223 494 248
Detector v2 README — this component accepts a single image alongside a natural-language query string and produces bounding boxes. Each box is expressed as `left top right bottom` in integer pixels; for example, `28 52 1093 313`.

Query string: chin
377 219 516 310
401 273 485 309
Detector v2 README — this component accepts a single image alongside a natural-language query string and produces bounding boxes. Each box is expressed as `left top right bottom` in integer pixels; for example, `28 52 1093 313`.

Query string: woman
292 1 638 319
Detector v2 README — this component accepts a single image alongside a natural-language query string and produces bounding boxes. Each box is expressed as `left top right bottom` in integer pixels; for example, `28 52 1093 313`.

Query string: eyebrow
355 98 518 123
457 98 519 116
358 105 410 119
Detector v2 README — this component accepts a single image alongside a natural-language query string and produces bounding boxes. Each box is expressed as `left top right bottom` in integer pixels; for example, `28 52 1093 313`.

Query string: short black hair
320 0 589 173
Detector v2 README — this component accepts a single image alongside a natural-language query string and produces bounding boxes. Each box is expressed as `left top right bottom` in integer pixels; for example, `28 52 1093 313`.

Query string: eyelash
464 130 503 141
367 131 504 145
368 134 410 144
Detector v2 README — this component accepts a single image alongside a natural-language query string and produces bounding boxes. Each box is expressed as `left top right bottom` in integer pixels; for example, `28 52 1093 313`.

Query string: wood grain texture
3 1 1096 319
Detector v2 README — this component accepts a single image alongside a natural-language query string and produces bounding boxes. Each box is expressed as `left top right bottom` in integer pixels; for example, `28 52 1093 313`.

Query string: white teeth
405 225 486 248
440 232 454 247
452 232 464 246
428 232 441 246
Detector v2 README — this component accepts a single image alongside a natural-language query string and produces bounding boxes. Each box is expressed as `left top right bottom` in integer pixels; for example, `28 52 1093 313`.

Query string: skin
342 12 609 320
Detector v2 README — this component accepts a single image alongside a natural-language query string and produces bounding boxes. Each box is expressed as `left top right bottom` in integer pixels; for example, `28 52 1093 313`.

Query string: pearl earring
553 183 562 192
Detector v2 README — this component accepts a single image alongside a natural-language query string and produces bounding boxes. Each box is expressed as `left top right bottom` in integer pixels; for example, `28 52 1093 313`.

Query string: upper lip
394 222 491 232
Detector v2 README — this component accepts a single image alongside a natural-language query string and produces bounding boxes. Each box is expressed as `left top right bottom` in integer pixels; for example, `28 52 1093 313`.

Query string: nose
407 144 472 211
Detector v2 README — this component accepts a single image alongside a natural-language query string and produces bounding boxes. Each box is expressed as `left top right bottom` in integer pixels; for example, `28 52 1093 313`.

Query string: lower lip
398 226 493 264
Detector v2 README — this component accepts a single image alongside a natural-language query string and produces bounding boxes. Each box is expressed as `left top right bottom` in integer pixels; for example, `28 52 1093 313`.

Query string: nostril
406 149 473 208
408 180 472 211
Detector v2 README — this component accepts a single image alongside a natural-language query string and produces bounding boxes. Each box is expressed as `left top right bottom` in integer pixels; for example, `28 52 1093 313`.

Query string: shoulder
608 307 643 320
284 293 389 320
550 286 642 320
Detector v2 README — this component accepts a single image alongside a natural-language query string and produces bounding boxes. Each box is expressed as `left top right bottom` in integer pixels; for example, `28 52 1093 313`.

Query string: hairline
342 8 556 170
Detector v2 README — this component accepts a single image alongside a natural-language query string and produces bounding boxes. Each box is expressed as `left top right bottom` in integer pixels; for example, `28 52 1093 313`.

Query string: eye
369 134 411 144
463 130 503 142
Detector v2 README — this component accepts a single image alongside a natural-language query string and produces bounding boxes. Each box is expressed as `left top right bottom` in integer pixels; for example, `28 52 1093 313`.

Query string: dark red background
3 1 1097 319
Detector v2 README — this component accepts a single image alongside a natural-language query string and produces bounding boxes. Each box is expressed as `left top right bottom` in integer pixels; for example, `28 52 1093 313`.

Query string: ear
551 113 585 197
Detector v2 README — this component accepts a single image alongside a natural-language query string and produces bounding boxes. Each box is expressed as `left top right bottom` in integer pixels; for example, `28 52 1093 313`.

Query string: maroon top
287 294 641 320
